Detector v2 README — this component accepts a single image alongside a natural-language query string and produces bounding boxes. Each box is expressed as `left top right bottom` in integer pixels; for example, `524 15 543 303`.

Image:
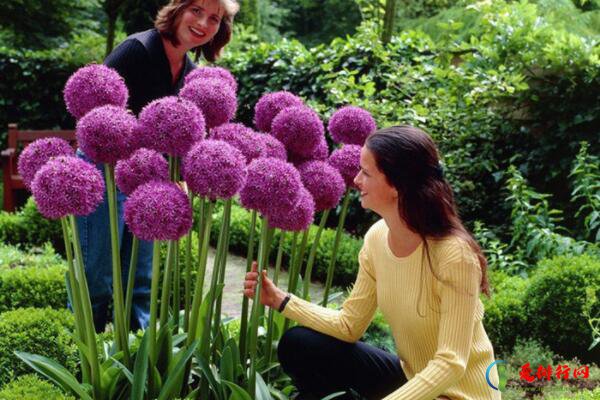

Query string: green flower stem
239 209 257 362
124 236 139 332
148 241 162 366
184 193 198 331
264 231 286 378
60 218 90 384
187 200 215 343
104 163 129 365
173 239 181 330
283 229 309 332
322 190 352 306
302 209 330 299
248 217 273 399
160 240 176 327
68 215 101 398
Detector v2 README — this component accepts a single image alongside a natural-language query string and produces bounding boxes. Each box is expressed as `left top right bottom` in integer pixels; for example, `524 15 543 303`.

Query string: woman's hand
243 261 288 309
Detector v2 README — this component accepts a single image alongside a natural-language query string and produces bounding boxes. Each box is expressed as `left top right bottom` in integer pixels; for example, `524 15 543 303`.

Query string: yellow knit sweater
281 219 501 400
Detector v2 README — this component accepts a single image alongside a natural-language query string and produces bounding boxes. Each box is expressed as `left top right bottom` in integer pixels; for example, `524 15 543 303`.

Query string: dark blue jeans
278 326 407 399
75 150 154 332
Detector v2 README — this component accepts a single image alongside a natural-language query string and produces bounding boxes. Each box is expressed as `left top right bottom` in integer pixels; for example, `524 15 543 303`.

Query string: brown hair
365 125 490 306
154 0 239 62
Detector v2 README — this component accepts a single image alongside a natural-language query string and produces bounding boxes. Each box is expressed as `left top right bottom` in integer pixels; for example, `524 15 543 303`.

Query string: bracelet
278 293 291 313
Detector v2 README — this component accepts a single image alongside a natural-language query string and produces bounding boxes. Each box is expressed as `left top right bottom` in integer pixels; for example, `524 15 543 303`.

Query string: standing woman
77 0 239 332
244 126 501 399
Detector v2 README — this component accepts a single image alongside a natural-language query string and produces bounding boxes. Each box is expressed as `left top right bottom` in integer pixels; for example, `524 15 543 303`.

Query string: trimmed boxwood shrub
525 254 600 362
0 307 77 385
0 374 74 400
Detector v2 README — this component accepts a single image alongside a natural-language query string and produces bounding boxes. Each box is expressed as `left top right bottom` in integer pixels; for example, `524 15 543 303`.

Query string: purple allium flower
239 157 302 216
210 123 265 163
328 144 361 189
268 186 314 232
64 64 128 120
180 78 237 129
298 160 345 211
256 133 287 160
182 139 247 200
184 66 238 93
271 106 325 158
115 148 169 195
76 105 137 164
137 96 205 156
253 91 304 132
328 106 376 146
124 181 192 241
31 156 104 219
288 137 328 166
17 138 75 190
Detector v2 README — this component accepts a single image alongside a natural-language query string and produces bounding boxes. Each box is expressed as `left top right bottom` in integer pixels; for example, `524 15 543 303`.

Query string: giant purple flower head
182 139 247 200
210 123 265 163
180 78 237 129
288 137 328 166
115 148 169 195
268 186 314 232
17 138 75 190
124 181 192 241
64 64 128 120
137 96 205 156
239 157 302 216
76 105 137 164
328 144 361 189
256 133 286 160
298 160 345 211
184 66 238 93
31 156 104 219
328 106 376 146
271 106 325 158
253 91 304 133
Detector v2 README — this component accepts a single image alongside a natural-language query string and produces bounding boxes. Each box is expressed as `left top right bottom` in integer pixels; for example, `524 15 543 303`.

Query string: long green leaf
157 341 199 400
131 330 150 400
255 372 272 400
222 380 252 400
220 345 234 382
15 352 93 400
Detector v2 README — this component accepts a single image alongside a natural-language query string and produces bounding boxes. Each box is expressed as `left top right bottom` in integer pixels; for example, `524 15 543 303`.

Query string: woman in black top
76 0 239 332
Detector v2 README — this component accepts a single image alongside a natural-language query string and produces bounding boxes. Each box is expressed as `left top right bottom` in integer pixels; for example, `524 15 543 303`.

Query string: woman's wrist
273 289 290 311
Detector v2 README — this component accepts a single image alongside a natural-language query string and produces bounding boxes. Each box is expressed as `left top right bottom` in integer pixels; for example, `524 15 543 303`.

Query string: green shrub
507 338 557 371
525 254 600 362
0 307 77 385
361 310 395 353
483 275 529 356
0 374 74 400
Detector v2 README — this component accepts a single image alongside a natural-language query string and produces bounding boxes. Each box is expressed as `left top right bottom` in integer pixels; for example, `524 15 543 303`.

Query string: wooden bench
2 123 76 212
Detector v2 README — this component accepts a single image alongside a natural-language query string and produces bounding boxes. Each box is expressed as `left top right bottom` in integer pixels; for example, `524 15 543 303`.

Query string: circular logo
486 359 507 391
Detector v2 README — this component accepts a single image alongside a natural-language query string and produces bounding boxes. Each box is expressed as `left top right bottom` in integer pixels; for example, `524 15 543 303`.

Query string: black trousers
278 326 407 399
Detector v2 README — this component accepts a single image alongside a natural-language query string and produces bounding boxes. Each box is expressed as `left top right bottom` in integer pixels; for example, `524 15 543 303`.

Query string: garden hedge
0 374 74 400
0 307 77 385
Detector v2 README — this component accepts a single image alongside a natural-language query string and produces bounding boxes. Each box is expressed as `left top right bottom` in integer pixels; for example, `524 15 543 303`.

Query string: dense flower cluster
298 160 345 211
239 157 303 216
31 156 105 219
115 148 169 195
137 96 205 156
180 78 237 129
328 106 376 145
76 105 137 164
328 144 361 188
268 186 315 232
64 64 128 120
184 66 238 93
210 123 264 163
182 140 247 200
253 91 304 132
17 138 75 190
288 137 328 165
257 133 287 160
124 181 193 241
271 106 324 158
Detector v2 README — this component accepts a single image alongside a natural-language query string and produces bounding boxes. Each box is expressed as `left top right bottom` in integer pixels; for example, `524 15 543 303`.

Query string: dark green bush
0 244 67 312
525 254 600 362
0 307 77 385
0 373 74 400
482 274 529 356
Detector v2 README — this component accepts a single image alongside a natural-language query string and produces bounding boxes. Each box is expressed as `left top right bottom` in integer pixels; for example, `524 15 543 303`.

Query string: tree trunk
381 0 398 44
106 12 117 57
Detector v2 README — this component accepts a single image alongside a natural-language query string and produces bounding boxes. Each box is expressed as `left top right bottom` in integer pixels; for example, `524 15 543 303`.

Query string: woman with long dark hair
244 125 500 399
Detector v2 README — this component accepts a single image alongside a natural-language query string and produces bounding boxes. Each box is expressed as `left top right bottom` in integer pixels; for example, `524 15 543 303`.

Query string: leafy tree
120 0 167 35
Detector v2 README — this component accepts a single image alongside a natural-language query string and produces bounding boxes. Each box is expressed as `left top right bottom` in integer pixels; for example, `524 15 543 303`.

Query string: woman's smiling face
175 0 224 50
353 146 398 215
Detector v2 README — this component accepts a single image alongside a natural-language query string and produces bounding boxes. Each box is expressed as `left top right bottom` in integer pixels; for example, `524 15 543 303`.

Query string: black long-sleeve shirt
104 28 196 116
